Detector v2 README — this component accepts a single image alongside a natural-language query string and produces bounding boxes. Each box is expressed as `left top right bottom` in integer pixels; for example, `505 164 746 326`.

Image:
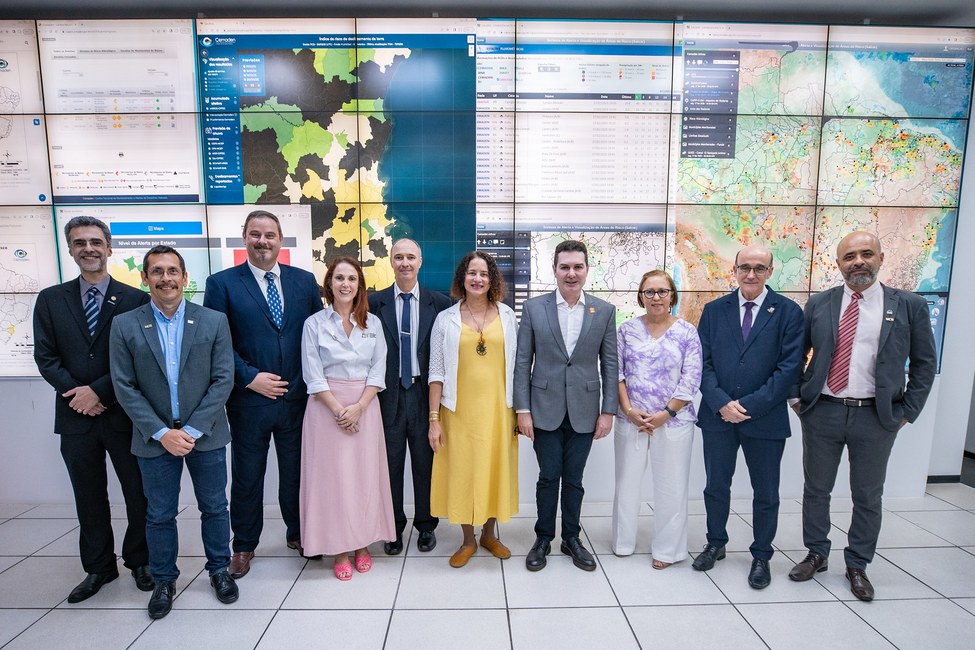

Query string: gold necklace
465 303 489 356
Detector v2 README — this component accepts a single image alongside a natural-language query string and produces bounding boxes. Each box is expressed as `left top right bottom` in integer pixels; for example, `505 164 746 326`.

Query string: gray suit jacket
514 291 619 432
110 301 234 458
797 284 937 431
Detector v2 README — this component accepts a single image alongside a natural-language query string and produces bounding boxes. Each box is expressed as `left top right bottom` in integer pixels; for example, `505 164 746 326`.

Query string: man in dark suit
204 210 323 578
110 245 237 619
514 240 618 572
789 231 936 601
368 238 451 554
33 215 153 603
695 243 804 589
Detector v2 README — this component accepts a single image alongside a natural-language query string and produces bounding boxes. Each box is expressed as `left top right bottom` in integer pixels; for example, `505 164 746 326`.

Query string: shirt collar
248 260 282 283
150 298 186 323
738 287 768 309
80 275 111 297
556 289 586 307
393 282 420 301
845 281 882 301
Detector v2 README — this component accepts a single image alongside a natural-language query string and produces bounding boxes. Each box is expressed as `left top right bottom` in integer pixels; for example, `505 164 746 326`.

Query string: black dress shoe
788 552 828 582
417 530 437 552
67 569 119 603
147 581 175 619
561 537 597 571
210 571 239 604
748 558 771 589
131 565 155 592
691 544 726 572
384 535 404 555
846 567 874 602
526 538 551 572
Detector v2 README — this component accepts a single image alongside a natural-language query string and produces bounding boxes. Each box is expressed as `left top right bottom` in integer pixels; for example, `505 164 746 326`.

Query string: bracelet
429 412 440 422
664 405 678 418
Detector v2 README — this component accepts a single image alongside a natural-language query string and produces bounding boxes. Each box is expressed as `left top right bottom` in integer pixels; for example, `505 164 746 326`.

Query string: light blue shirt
149 299 203 441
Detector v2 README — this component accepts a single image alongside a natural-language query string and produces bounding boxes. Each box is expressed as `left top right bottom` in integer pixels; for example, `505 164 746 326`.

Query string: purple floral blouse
617 317 703 427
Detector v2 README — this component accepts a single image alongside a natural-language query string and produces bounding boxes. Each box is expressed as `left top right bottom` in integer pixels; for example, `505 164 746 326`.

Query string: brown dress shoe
229 551 254 579
449 544 477 568
846 567 874 601
789 552 828 581
479 536 511 559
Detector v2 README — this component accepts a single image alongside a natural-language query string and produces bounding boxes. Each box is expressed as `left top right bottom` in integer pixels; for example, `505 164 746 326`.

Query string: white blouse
301 306 387 394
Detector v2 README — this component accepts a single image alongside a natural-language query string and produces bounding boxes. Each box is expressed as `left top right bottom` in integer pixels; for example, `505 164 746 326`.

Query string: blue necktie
265 271 283 329
400 293 413 389
84 286 99 337
742 301 756 341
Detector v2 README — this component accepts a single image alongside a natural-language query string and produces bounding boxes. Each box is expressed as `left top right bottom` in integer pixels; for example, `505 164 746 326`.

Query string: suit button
740 360 745 365
90 354 94 359
567 362 572 366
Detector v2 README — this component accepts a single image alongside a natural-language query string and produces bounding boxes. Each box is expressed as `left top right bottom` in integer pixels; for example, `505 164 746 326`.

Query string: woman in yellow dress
428 251 519 568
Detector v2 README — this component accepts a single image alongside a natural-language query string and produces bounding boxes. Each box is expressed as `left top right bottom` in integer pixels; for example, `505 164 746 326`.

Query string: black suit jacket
33 277 150 435
368 284 451 427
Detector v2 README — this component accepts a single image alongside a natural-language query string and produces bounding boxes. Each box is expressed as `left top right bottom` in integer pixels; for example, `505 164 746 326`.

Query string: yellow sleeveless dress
430 317 518 525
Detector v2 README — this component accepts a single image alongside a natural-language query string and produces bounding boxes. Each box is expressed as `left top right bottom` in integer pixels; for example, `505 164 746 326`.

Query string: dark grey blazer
109 301 234 457
797 284 937 431
513 291 619 432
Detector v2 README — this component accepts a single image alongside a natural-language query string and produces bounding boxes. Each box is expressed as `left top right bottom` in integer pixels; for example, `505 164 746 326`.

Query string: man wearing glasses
693 244 804 589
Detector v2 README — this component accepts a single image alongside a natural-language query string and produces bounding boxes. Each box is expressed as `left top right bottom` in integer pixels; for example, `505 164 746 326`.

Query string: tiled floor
2 484 975 649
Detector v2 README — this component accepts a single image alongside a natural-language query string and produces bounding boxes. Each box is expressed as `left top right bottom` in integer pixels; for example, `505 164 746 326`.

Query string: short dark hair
636 270 679 309
64 215 112 246
451 251 506 303
553 240 588 267
142 245 186 275
243 209 283 236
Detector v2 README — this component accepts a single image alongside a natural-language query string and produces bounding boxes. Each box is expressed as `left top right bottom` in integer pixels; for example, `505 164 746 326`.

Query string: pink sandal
354 550 372 573
333 559 353 581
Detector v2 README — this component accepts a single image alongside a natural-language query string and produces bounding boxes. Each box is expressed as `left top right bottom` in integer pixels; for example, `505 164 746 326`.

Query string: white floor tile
600 554 728 606
830 511 953 548
0 505 33 518
879 547 975 598
496 517 557 556
896 509 975 546
509 607 639 649
511 503 537 518
257 610 391 649
504 553 617 608
0 519 78 556
884 495 961 511
625 604 766 648
57 559 200 610
396 556 505 609
738 601 894 649
782 549 940 601
386 609 510 650
130 609 274 649
0 556 21 573
0 609 47 646
760 511 844 552
702 551 838 604
686 499 708 515
4 608 150 650
953 598 975 616
0 556 83 608
687 513 757 553
580 502 614 516
581 515 654 556
34 519 126 557
175 556 305 610
926 483 975 509
848 598 975 650
282 556 403 610
16 504 79 519
403 521 465 557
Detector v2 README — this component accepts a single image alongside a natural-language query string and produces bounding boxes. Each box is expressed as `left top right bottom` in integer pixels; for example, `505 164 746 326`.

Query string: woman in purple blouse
613 270 703 569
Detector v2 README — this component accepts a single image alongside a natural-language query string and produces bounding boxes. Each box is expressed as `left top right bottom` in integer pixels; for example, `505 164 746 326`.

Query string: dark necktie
265 271 283 329
741 301 756 341
827 292 863 393
400 293 413 389
84 286 100 337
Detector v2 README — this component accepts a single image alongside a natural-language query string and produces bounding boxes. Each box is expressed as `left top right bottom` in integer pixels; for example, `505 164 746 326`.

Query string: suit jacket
513 291 619 433
698 288 804 438
33 277 150 435
204 262 323 409
109 301 234 458
368 284 451 428
797 284 937 431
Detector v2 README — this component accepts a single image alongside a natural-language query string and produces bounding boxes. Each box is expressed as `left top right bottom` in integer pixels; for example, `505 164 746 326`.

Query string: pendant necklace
466 303 489 356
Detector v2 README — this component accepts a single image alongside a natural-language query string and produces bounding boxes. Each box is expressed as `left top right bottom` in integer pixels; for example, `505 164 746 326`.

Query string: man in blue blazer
204 210 323 578
110 246 237 619
789 231 936 601
695 243 804 589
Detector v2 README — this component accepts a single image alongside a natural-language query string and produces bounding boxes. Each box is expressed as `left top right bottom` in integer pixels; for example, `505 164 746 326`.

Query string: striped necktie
84 286 100 337
826 292 863 393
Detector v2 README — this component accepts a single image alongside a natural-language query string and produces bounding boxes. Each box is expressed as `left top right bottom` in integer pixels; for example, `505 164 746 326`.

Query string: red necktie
826 292 862 393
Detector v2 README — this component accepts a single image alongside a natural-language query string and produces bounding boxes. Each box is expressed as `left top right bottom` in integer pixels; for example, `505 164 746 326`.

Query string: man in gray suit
789 231 936 601
515 240 618 572
110 245 238 619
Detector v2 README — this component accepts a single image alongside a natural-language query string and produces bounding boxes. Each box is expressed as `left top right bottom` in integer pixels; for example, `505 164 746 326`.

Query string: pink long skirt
299 378 395 556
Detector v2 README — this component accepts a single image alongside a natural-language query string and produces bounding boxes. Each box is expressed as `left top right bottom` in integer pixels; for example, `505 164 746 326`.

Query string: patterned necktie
741 301 756 341
400 293 413 389
265 271 283 329
826 292 863 393
84 286 100 337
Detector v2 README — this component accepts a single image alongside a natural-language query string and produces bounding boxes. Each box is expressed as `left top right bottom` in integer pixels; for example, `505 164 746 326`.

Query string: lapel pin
187 320 194 324
767 306 775 314
109 295 117 302
588 307 596 313
144 323 153 329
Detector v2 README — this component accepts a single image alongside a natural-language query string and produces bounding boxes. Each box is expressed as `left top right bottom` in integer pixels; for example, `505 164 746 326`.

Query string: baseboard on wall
927 475 962 484
964 450 975 460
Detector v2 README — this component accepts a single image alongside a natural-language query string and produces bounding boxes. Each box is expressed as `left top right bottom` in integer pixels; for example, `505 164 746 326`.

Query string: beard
842 266 878 287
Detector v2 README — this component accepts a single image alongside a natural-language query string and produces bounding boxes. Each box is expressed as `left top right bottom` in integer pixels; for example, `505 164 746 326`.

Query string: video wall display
0 17 972 375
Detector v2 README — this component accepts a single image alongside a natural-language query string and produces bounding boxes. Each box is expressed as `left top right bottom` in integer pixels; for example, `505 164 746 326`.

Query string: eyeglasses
735 265 770 275
640 288 673 298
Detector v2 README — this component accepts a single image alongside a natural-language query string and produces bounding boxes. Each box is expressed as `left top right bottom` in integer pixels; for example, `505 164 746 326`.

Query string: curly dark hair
451 251 506 303
322 256 368 329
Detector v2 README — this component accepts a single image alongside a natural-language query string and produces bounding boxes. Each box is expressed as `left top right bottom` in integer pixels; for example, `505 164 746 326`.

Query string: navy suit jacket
204 262 323 409
368 284 451 428
33 277 150 435
697 288 804 439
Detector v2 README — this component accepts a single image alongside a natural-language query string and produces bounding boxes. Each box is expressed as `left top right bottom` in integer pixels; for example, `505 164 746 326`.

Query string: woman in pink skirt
299 256 394 580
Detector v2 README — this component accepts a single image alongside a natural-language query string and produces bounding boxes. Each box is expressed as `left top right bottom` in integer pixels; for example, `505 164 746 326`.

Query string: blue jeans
138 447 231 584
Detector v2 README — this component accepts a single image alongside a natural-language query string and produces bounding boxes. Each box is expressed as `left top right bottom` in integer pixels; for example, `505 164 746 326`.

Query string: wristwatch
664 406 678 418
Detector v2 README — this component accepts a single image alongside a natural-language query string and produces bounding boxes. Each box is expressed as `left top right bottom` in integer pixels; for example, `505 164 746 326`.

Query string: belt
819 394 875 407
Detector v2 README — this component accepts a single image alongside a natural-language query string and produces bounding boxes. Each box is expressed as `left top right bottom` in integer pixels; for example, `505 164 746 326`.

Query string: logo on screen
0 59 8 70
13 249 28 260
201 37 213 47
